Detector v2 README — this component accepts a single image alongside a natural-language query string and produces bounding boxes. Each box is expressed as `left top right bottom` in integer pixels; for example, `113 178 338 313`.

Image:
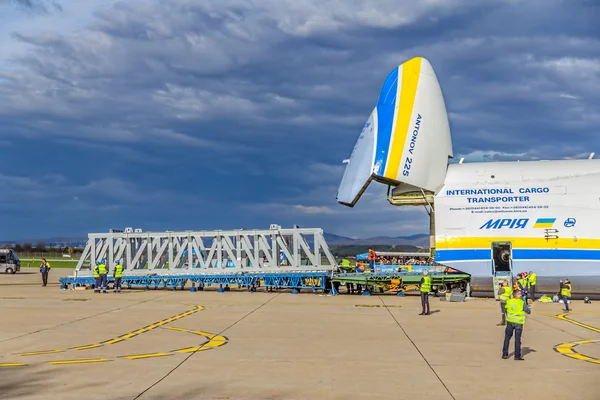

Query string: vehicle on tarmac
0 248 21 274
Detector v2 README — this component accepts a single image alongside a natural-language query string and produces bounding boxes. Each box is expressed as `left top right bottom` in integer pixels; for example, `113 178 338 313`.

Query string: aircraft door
491 242 513 300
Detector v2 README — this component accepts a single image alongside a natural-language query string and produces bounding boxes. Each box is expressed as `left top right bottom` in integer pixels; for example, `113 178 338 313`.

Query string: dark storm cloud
1 0 599 238
11 0 62 13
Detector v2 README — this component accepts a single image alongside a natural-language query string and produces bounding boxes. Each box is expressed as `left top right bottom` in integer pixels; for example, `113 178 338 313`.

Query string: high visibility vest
114 264 123 278
368 251 375 261
93 265 100 278
505 298 526 325
341 259 351 267
518 278 528 291
420 276 432 293
528 273 537 286
561 283 571 298
500 286 513 301
98 263 107 275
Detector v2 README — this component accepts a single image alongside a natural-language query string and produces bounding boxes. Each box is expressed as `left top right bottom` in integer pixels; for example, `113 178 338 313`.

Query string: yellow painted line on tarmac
165 327 226 340
0 363 26 367
554 313 600 334
20 350 64 356
49 358 111 365
4 328 228 366
9 304 228 367
122 353 172 360
555 347 574 355
71 344 103 351
173 346 213 353
165 326 229 353
553 313 600 365
70 304 204 351
554 342 600 365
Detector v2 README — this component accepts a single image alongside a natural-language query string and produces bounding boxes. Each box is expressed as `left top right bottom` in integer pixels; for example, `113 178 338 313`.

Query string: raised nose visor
336 57 453 207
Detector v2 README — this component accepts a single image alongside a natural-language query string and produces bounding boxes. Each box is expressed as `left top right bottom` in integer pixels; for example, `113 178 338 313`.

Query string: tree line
4 243 84 257
330 244 420 257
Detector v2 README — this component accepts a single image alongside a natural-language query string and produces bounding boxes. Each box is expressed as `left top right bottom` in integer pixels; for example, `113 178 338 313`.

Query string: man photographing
502 290 531 360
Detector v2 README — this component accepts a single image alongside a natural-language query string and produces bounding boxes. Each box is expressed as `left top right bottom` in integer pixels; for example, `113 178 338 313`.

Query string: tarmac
0 268 599 400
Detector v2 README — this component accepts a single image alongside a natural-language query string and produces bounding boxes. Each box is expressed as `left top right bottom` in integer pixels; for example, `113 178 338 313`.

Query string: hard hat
95 261 100 265
101 259 106 263
115 259 120 264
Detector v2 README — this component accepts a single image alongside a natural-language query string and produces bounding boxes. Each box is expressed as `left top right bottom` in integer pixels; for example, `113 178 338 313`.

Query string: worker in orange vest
368 249 376 272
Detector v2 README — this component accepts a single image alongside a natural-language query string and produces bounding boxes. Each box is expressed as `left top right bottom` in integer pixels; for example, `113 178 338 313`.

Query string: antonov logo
480 218 528 229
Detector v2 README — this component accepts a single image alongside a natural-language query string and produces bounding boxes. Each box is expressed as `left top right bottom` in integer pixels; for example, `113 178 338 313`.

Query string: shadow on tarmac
0 366 57 400
506 347 537 358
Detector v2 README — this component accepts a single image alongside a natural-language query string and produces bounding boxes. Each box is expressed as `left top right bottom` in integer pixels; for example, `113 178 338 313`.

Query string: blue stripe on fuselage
373 67 398 176
436 248 600 262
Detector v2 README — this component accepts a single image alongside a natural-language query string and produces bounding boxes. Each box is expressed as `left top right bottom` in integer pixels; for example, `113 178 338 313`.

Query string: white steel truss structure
75 226 338 276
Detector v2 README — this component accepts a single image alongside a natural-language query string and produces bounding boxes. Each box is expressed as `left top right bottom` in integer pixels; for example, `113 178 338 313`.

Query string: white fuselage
434 159 600 297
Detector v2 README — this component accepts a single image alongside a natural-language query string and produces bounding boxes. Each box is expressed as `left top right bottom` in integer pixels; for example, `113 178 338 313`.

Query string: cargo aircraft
336 56 600 298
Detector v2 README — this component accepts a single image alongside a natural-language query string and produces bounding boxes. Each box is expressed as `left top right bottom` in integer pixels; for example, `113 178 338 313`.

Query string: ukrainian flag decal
533 218 556 228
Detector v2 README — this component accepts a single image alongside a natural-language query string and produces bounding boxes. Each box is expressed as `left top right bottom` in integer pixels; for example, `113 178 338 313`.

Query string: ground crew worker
93 261 101 292
419 270 432 315
113 260 123 293
368 249 376 272
497 281 513 326
502 290 531 360
98 259 108 293
340 258 351 271
560 279 572 312
517 272 529 304
528 271 537 301
39 258 51 287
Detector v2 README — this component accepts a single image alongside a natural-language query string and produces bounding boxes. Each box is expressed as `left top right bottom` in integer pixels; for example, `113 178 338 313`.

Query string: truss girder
75 228 337 274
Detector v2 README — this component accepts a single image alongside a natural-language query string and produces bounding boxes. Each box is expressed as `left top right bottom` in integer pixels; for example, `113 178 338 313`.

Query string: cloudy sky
1 0 599 241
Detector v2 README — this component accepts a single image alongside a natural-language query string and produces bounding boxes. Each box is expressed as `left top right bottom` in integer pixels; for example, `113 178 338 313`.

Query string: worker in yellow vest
93 261 101 293
517 272 529 304
528 271 537 301
560 279 572 312
340 258 352 272
98 259 108 293
497 281 513 326
502 290 531 360
113 260 123 293
419 270 432 315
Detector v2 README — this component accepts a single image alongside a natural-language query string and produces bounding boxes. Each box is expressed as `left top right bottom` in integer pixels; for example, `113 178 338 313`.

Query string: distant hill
0 236 87 248
323 232 429 247
3 232 429 249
